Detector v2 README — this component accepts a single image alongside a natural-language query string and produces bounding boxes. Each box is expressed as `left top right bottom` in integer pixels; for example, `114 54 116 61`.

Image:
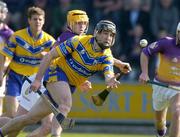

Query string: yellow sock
156 121 166 130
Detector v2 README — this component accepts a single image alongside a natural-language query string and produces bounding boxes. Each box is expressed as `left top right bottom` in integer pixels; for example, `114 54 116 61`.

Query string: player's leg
0 76 7 116
0 97 3 116
0 117 11 127
0 97 51 136
0 106 28 137
47 81 72 117
6 105 29 137
152 84 168 137
3 96 19 117
51 116 63 137
169 93 180 137
46 81 72 136
27 113 53 137
3 70 24 118
154 109 167 137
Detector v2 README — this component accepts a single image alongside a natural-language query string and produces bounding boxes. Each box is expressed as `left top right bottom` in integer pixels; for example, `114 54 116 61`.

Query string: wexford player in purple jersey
139 22 180 137
0 1 13 115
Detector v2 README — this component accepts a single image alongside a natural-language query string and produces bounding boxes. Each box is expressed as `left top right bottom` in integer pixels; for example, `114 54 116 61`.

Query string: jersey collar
27 27 43 40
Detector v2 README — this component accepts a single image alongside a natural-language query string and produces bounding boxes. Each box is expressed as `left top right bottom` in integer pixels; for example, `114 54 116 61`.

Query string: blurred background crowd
3 0 180 81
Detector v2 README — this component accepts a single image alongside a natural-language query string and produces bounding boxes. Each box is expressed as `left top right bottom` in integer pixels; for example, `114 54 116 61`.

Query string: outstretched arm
79 80 92 92
113 58 132 73
31 48 59 91
139 52 149 83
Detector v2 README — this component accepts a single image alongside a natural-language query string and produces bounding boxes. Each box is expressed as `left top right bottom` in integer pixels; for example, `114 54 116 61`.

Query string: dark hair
27 6 45 19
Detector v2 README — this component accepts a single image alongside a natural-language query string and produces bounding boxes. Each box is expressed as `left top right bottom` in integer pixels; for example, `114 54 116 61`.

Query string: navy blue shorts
43 66 76 94
6 70 25 96
43 66 76 107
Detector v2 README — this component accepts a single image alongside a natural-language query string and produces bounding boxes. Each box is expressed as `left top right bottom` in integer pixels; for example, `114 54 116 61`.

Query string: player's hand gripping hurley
91 73 124 106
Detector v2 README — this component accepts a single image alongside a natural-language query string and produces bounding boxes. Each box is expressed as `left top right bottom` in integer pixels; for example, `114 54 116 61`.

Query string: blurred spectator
150 0 179 39
120 0 151 59
4 0 31 30
174 0 180 18
123 24 144 80
141 0 152 12
93 0 123 24
93 0 124 58
50 0 86 38
50 0 72 38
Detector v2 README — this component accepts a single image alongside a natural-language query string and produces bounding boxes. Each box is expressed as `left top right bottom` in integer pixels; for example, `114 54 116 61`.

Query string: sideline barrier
69 83 170 121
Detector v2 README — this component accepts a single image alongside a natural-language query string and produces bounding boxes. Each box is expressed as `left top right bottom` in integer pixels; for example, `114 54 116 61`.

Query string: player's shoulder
104 48 113 56
3 24 14 34
159 36 174 42
13 28 26 36
157 36 175 46
75 35 93 42
42 31 55 41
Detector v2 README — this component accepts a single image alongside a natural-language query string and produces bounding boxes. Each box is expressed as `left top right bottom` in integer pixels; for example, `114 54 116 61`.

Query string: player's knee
59 103 71 115
59 97 72 114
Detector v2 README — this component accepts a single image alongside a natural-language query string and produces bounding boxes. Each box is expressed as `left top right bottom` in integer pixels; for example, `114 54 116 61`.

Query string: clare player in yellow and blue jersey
0 6 55 118
44 34 114 88
1 27 54 76
0 20 122 137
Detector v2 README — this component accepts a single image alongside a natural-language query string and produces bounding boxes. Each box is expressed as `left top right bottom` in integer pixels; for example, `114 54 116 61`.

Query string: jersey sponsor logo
14 54 41 66
66 55 93 77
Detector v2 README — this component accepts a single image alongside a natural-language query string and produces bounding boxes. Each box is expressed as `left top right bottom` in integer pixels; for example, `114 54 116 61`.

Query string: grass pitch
18 132 155 137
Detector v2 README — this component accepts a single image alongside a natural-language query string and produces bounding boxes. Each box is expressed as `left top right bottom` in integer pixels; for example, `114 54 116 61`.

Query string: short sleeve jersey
0 27 55 76
53 35 114 86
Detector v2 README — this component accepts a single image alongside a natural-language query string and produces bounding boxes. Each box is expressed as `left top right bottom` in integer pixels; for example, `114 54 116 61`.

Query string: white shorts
0 77 6 97
17 74 46 111
152 80 180 111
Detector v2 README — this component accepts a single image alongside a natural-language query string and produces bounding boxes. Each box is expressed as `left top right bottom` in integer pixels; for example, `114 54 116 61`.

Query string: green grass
18 132 155 137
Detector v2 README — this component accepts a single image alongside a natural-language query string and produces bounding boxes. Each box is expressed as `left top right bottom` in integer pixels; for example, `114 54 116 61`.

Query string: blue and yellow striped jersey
0 27 55 76
51 35 114 86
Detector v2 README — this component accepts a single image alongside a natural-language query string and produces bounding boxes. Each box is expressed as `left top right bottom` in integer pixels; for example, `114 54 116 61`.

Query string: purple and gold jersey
0 24 13 50
0 27 55 76
56 29 76 43
143 37 180 85
49 35 114 86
